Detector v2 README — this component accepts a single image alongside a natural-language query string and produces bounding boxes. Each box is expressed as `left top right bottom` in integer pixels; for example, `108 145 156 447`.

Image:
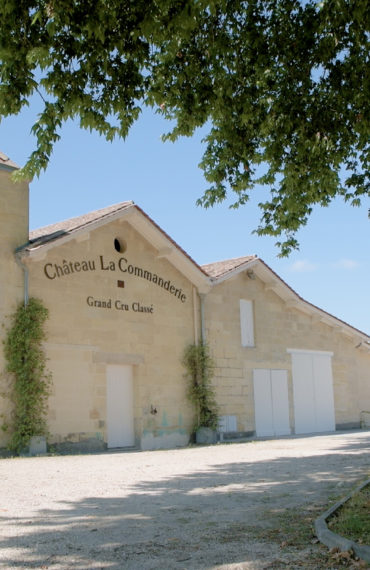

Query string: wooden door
106 365 135 448
253 369 290 437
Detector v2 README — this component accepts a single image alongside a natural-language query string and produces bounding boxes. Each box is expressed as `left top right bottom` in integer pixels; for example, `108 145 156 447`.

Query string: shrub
3 298 51 453
183 342 218 431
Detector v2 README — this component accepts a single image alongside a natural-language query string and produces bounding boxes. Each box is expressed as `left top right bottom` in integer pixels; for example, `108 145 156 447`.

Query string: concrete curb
315 479 370 563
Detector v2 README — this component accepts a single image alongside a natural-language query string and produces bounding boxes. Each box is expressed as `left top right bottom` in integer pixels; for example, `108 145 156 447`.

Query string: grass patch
257 505 322 548
255 505 367 568
194 504 368 568
328 483 370 544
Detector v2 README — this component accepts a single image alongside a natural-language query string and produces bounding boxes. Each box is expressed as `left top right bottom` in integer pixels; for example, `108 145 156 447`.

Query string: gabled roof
16 199 369 344
202 256 257 278
0 151 19 171
28 202 134 249
18 201 211 293
255 259 370 341
202 254 370 343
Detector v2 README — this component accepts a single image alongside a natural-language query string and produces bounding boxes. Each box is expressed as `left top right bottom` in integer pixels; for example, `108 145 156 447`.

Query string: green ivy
2 298 51 453
183 342 219 431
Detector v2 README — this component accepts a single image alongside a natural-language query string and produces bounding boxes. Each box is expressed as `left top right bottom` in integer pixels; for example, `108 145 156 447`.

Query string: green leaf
1 0 368 255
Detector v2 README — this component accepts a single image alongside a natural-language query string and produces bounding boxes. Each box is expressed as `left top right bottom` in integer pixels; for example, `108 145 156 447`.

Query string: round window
114 238 126 253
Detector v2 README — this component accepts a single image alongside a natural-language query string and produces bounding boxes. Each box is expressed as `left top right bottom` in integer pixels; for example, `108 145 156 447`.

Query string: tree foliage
0 0 368 254
2 298 51 453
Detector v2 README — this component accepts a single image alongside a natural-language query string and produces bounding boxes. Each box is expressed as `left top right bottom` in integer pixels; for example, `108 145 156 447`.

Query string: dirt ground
0 431 369 570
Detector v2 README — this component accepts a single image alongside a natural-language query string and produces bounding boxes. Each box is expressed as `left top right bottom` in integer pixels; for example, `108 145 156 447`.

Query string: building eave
255 260 370 344
18 203 212 294
0 151 20 171
211 257 370 344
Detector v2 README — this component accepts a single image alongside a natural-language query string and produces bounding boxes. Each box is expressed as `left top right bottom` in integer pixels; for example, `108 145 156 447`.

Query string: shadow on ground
1 432 369 569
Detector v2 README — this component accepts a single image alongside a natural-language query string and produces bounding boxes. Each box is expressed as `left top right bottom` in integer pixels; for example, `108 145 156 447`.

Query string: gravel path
0 431 369 569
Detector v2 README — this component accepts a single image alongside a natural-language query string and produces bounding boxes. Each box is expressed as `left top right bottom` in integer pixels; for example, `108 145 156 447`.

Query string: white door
289 350 335 434
253 369 290 436
106 365 135 448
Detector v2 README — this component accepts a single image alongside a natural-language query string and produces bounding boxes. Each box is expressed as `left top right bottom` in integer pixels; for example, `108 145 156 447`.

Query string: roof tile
16 200 369 339
0 151 19 170
28 202 133 248
202 255 257 278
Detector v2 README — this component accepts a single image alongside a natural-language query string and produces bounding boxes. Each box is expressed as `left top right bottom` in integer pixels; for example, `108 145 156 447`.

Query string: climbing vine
183 342 219 431
2 298 51 453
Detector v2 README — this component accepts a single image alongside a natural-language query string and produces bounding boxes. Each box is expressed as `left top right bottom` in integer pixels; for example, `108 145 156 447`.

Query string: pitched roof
27 205 256 282
203 255 369 340
202 255 257 278
0 151 19 171
20 201 209 288
17 199 370 341
26 202 133 250
24 200 206 270
133 204 208 278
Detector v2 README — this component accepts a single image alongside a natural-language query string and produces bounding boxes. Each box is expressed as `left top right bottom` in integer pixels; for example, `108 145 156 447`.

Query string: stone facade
0 156 369 451
205 272 370 435
0 167 29 440
27 220 196 450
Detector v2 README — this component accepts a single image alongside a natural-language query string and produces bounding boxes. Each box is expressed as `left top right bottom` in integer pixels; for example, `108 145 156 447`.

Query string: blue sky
1 102 369 335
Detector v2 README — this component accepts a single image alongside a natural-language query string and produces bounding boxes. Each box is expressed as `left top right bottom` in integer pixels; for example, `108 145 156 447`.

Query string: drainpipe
199 293 206 343
15 253 29 306
192 287 199 344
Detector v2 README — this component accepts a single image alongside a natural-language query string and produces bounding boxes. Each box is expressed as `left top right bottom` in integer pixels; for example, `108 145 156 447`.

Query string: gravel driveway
1 431 369 569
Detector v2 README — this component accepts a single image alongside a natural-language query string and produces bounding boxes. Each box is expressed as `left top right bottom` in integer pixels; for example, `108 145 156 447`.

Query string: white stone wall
21 220 196 449
1 180 368 450
0 170 29 445
205 271 370 434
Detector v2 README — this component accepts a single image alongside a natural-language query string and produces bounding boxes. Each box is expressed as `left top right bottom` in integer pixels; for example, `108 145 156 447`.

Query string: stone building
1 152 369 451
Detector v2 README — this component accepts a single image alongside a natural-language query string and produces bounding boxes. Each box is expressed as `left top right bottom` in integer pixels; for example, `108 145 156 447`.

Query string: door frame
106 364 135 448
253 368 291 437
287 348 335 434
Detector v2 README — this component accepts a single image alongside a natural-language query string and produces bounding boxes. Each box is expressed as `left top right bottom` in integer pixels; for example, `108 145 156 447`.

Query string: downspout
192 287 199 344
15 253 29 306
199 293 206 343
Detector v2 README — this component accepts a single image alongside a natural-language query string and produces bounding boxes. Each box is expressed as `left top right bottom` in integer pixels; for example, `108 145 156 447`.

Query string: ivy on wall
2 298 51 453
183 342 219 431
